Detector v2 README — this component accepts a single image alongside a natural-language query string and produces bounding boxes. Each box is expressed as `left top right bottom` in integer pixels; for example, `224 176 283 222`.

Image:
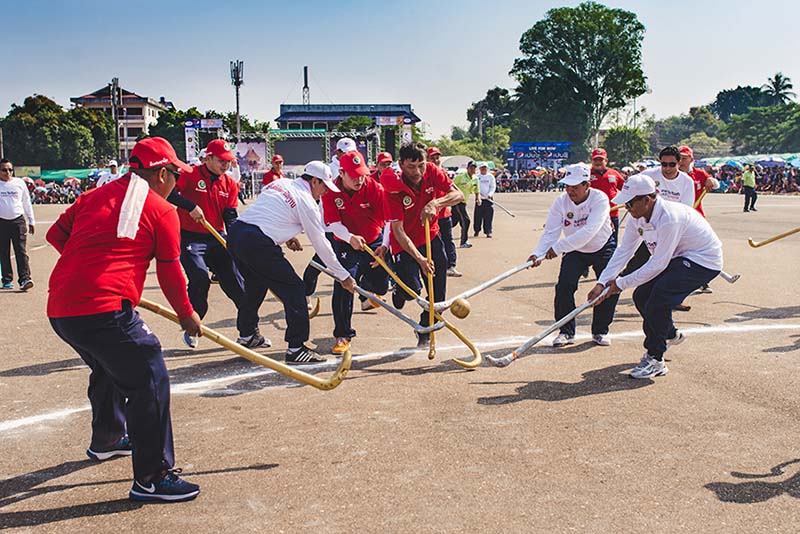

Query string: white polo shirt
238 178 349 280
477 172 496 200
96 172 122 187
532 188 611 258
642 167 694 206
598 198 723 290
0 178 35 224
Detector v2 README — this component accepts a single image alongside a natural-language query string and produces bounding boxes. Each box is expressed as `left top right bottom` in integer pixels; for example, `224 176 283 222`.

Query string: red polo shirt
589 168 625 210
322 176 386 244
46 176 193 319
382 162 453 254
175 164 238 233
262 168 284 186
689 168 710 217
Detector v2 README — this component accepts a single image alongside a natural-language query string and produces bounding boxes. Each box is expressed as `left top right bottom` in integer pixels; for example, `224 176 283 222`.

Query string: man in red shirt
46 137 202 503
168 139 249 348
382 142 464 345
589 148 625 239
261 154 285 186
322 151 389 354
371 152 393 182
678 146 717 217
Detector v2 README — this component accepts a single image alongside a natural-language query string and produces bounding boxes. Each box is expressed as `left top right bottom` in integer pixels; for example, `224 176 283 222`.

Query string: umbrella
723 160 744 170
34 178 45 187
64 177 81 186
21 176 34 184
755 156 785 167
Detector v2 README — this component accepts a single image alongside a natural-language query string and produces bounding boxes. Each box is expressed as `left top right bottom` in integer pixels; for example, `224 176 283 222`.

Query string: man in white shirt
640 146 694 207
527 163 620 347
227 161 356 365
96 160 123 187
0 159 35 290
473 162 496 238
588 174 723 379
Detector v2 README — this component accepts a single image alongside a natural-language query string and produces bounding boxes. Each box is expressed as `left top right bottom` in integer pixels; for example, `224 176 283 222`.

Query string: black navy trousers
228 221 309 347
179 230 244 320
50 301 174 480
393 234 447 326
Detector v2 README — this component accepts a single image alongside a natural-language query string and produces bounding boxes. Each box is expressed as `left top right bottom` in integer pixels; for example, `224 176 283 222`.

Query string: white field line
2 321 799 433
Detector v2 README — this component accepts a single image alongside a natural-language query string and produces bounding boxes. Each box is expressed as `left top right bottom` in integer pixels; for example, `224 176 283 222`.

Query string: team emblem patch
334 197 344 209
638 228 644 236
655 181 660 187
566 212 574 219
402 196 413 207
198 180 206 190
353 156 361 164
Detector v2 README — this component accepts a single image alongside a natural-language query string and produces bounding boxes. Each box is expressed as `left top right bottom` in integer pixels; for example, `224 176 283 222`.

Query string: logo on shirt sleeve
334 197 344 209
402 195 413 208
197 180 206 190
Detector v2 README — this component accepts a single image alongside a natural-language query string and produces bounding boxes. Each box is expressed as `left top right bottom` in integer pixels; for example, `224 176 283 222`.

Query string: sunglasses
625 196 645 209
0 168 13 173
660 161 677 168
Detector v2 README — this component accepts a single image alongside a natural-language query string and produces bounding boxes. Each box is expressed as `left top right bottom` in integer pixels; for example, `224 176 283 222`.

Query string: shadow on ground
475 363 653 405
0 460 277 529
705 459 800 503
720 302 800 323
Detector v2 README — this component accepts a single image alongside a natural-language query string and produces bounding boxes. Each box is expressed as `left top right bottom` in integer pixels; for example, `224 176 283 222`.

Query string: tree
467 87 512 137
510 1 647 147
68 106 117 164
722 104 800 154
336 115 372 132
761 72 796 106
645 106 723 153
450 126 469 141
0 94 97 168
603 126 649 165
146 107 203 158
676 132 731 158
709 86 771 122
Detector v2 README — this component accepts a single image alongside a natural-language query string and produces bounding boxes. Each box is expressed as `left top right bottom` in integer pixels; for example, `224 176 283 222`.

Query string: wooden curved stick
748 226 800 248
693 189 708 209
138 297 350 391
308 296 321 319
363 244 482 369
609 204 626 213
424 219 436 361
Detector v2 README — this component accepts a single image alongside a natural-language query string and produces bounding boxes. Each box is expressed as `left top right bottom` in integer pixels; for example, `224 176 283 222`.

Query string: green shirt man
742 169 756 188
453 168 479 204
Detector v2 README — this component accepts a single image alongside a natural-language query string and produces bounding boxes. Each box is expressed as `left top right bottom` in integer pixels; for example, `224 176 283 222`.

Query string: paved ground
1 192 799 533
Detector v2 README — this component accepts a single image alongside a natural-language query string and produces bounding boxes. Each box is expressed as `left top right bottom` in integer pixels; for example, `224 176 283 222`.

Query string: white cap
336 137 357 153
559 163 591 186
478 161 489 168
611 173 656 205
108 159 118 167
303 161 340 193
199 149 208 158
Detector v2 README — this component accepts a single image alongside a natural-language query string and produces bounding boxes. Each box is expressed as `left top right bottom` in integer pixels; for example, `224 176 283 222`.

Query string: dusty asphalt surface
1 192 799 533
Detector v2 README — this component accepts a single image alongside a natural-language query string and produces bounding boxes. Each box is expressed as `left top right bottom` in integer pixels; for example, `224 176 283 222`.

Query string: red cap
205 139 235 161
427 146 442 157
272 154 284 163
679 146 694 158
129 137 192 172
591 148 607 159
339 151 370 177
377 152 393 163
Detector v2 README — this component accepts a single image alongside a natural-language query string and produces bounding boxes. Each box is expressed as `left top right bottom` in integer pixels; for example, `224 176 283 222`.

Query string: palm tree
762 72 796 105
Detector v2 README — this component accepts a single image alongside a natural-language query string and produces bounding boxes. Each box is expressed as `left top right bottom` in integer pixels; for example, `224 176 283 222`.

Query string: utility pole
0 127 4 159
302 66 310 105
110 77 121 161
230 60 244 143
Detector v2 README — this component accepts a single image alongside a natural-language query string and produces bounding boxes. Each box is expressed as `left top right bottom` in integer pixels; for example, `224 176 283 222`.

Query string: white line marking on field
2 321 799 433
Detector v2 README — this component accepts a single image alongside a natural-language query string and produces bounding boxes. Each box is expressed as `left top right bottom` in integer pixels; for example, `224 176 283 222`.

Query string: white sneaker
552 333 575 347
666 331 685 347
630 354 668 379
182 331 199 349
446 267 463 277
592 334 611 346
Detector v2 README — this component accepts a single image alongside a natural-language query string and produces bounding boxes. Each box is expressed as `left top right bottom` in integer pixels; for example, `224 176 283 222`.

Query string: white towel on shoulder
117 172 150 239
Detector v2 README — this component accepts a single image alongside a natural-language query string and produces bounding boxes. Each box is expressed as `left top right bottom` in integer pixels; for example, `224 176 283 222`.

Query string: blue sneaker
1 282 12 289
87 435 132 461
129 469 200 503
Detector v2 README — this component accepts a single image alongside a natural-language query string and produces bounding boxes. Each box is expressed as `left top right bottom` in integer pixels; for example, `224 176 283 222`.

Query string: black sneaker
416 332 430 347
285 345 328 365
236 332 271 349
129 468 200 503
19 278 33 291
87 435 132 461
392 288 406 310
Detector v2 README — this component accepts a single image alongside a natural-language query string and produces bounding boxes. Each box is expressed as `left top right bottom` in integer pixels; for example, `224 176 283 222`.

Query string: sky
4 0 799 138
